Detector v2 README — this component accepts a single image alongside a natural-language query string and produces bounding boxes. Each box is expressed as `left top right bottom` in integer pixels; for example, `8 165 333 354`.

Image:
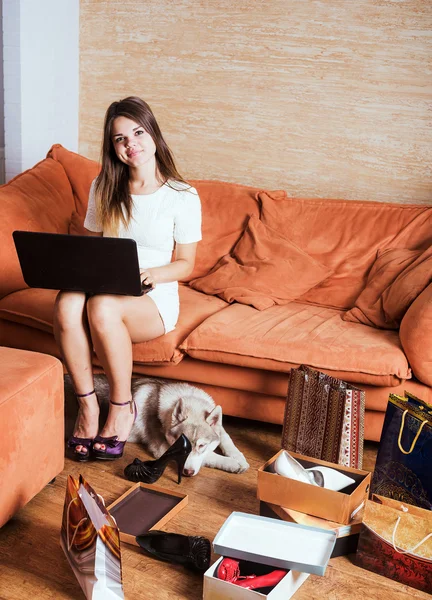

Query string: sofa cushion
47 144 100 217
0 288 57 332
0 158 75 300
400 283 432 386
0 285 228 365
343 248 421 329
190 215 333 310
382 244 432 327
69 210 90 236
180 302 411 382
258 191 432 310
184 180 262 281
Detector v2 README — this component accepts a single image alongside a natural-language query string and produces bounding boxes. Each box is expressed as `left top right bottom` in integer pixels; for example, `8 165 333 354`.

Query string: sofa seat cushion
0 285 228 365
0 288 58 332
180 302 411 383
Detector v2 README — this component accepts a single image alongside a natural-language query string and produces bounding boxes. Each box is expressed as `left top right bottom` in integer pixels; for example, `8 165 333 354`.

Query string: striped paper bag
281 365 365 469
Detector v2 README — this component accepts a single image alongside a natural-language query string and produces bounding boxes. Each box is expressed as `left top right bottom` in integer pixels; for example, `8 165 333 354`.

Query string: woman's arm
140 242 198 287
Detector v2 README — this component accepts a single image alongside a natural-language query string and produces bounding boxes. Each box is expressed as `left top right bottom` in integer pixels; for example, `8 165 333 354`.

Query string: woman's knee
54 291 87 330
86 295 121 331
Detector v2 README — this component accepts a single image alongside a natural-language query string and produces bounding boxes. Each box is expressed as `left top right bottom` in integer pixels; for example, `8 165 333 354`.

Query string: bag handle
392 508 432 555
397 410 428 455
66 497 88 551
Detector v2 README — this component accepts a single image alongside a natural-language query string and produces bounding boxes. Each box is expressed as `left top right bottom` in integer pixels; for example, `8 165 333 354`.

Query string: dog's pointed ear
172 398 188 425
206 405 222 427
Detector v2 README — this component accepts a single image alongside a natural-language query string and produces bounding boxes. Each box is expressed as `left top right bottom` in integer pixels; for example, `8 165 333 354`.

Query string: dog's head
165 395 223 477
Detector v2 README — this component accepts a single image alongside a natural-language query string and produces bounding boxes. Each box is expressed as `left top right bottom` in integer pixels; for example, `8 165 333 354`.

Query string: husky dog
64 374 249 476
128 378 250 476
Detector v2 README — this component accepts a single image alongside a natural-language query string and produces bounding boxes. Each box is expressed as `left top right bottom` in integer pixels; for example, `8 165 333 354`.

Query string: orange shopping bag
60 475 124 599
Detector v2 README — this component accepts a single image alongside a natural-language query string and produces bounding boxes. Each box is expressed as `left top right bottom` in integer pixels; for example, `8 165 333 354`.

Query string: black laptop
13 231 151 296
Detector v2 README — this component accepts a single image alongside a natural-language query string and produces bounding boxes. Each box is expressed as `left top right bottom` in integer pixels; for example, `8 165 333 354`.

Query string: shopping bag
60 475 124 599
281 365 365 468
371 391 432 509
356 494 432 593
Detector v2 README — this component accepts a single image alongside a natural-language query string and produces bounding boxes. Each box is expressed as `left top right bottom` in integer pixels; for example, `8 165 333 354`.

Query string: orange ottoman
0 347 64 527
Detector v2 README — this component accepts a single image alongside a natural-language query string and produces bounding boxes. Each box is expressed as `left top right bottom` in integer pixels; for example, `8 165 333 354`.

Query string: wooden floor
0 417 429 600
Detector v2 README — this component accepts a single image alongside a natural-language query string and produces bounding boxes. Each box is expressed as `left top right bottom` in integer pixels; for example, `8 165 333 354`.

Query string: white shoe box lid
213 512 337 577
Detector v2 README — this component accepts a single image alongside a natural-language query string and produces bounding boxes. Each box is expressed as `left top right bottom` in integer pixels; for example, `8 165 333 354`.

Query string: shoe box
203 512 336 599
257 450 371 525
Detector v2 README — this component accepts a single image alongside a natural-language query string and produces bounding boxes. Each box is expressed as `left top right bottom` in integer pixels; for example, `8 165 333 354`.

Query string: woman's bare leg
53 291 100 454
86 294 165 450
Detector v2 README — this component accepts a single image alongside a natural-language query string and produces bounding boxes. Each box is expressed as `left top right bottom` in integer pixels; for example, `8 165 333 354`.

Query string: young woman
53 96 202 461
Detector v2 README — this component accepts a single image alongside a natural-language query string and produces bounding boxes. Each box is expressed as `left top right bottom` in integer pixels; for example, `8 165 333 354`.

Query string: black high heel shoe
136 531 211 572
124 434 192 484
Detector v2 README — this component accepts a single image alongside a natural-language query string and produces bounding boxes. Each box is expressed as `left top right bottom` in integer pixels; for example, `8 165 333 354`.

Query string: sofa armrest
0 157 75 300
400 282 432 386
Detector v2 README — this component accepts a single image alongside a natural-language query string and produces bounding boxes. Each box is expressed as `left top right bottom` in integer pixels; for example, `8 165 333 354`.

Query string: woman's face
111 116 156 168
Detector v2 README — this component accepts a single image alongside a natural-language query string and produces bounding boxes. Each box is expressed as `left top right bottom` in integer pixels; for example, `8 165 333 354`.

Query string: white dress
83 179 202 333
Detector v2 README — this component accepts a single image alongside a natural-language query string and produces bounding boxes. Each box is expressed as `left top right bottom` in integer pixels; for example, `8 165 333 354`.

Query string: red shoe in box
216 558 287 590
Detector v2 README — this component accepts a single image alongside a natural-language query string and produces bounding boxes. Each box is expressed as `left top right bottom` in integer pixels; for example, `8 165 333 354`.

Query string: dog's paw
229 453 250 474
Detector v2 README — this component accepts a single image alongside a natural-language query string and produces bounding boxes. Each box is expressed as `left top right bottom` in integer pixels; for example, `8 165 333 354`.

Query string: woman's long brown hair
95 96 188 235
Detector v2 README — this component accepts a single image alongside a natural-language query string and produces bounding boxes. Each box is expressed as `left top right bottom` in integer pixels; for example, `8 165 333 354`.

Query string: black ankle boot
136 531 211 572
124 434 192 484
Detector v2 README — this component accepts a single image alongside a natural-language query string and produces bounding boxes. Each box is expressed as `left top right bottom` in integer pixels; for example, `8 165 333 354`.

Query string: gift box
356 495 432 593
257 450 371 525
107 482 188 546
259 501 362 558
203 512 337 599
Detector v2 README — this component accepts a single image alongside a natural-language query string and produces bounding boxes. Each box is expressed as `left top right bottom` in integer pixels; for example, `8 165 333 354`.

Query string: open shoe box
259 501 362 558
107 482 188 546
203 512 336 599
257 450 371 525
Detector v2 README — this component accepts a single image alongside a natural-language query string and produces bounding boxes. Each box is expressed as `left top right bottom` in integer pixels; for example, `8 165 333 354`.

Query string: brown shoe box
257 450 371 525
107 482 188 546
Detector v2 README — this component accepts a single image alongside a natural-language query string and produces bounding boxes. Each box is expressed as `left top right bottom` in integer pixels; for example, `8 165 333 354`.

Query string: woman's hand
140 269 156 289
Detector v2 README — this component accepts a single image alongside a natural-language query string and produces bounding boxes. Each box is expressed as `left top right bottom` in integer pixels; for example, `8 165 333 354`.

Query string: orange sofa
1 144 431 442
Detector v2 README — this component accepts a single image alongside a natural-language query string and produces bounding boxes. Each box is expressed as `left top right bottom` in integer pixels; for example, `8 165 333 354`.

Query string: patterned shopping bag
281 365 365 468
356 495 432 593
371 392 432 510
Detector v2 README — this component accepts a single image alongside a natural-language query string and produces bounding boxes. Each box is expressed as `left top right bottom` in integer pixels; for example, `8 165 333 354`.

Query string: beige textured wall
80 1 432 204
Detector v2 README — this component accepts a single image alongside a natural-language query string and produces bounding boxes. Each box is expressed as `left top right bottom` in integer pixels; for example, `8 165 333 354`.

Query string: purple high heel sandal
92 398 137 461
67 389 97 462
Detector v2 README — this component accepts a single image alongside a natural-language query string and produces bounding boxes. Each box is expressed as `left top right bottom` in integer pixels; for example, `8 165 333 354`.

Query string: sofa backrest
259 191 432 309
0 158 75 299
47 144 100 216
47 145 262 281
45 145 432 311
186 180 261 280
